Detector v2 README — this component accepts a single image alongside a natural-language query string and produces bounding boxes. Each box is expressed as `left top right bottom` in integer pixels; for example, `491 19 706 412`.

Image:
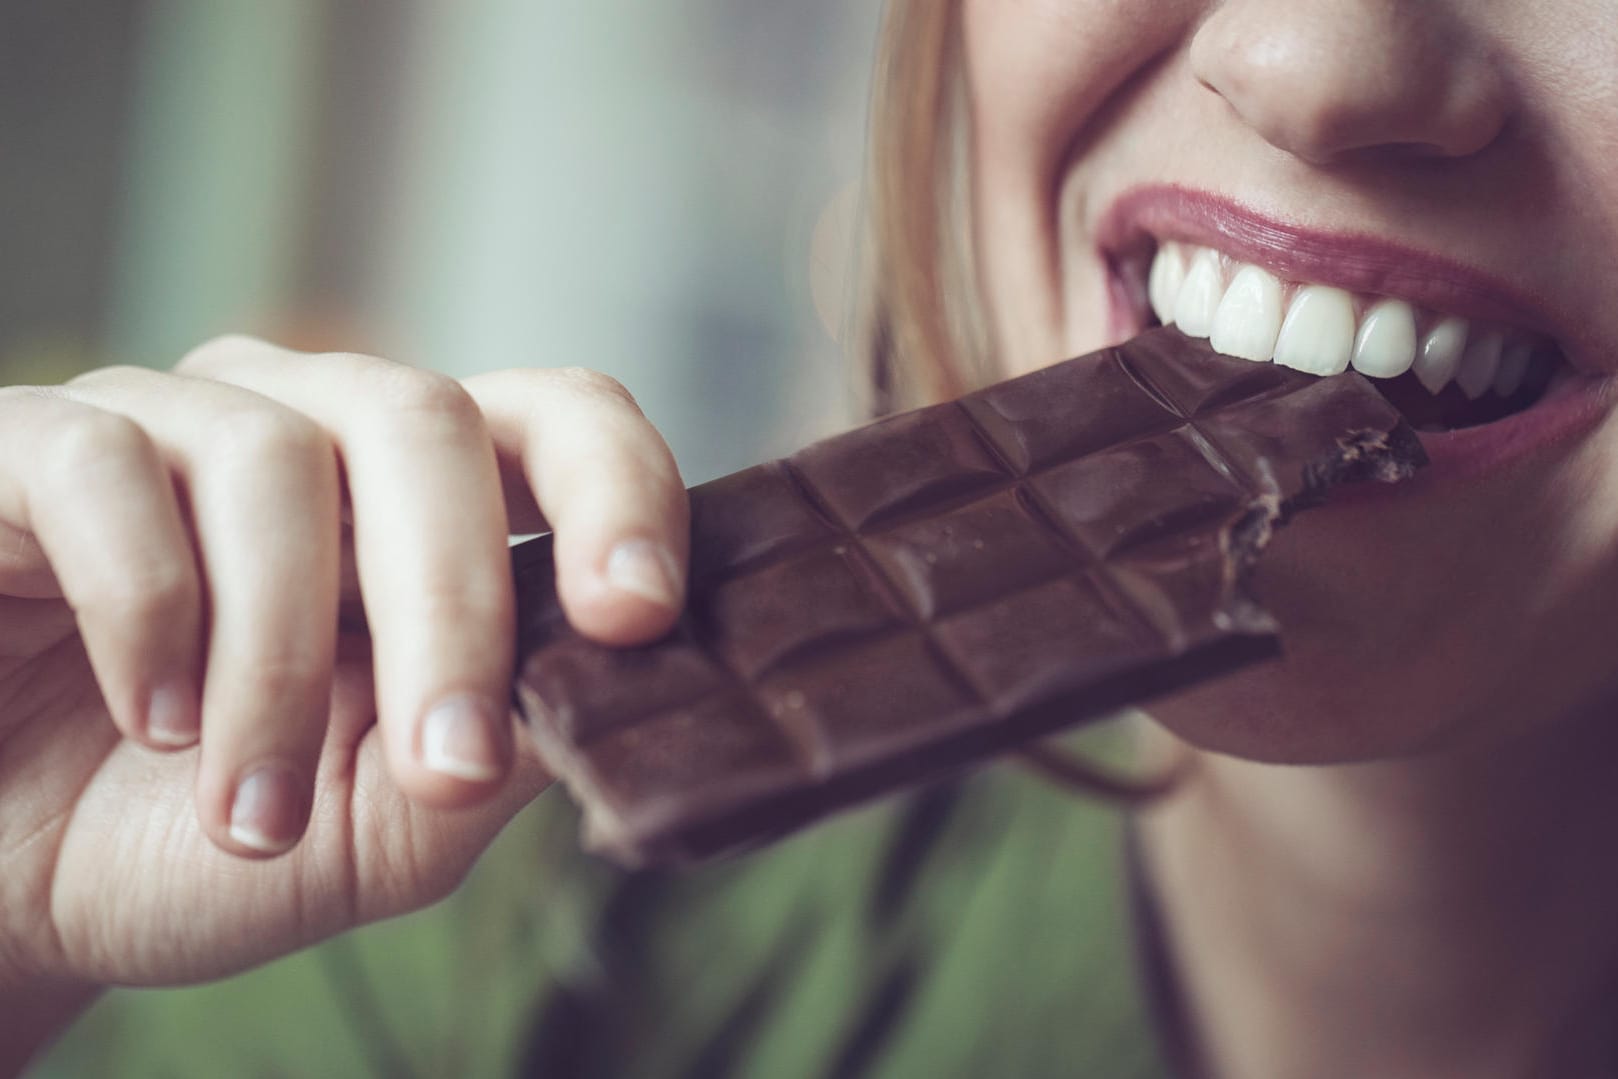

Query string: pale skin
9 4 1618 1077
964 0 1618 1077
0 342 692 1073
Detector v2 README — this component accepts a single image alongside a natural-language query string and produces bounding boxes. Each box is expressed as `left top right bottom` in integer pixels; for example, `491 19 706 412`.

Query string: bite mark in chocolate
511 329 1426 866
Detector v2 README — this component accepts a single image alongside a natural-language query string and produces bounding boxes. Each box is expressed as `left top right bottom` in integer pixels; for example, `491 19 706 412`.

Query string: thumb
345 718 550 925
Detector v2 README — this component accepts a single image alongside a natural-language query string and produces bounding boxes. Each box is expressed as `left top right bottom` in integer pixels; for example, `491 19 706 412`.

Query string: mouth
1133 240 1562 433
1096 187 1614 476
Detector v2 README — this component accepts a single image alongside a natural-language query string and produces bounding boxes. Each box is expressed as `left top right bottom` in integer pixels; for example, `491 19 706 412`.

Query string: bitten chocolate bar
510 329 1425 866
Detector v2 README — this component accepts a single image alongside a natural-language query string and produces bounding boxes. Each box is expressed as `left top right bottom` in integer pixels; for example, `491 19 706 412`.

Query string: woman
6 1 1618 1076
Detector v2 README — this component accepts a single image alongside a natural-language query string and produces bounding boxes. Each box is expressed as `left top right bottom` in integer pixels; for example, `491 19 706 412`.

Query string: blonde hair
859 2 1178 802
859 0 992 416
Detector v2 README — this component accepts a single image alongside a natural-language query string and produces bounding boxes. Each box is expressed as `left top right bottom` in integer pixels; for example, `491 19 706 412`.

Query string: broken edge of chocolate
511 329 1426 867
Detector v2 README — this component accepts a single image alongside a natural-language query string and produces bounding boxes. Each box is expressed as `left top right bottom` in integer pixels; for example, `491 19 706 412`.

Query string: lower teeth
1371 361 1557 432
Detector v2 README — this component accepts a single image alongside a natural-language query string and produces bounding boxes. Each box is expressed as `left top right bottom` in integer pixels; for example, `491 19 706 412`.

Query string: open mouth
1122 241 1570 434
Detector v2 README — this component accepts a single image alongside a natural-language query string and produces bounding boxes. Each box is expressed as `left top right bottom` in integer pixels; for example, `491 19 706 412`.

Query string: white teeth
1273 285 1355 376
1494 341 1532 397
1173 248 1224 337
1455 329 1504 400
1209 265 1283 362
1148 244 1186 327
1152 244 1555 411
1350 299 1417 379
1413 317 1468 394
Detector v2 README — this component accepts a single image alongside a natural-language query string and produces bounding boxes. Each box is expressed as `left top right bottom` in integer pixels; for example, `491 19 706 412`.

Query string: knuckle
66 364 152 392
0 384 60 408
45 409 152 476
551 367 641 412
413 575 506 624
211 655 333 733
370 365 481 428
79 564 197 628
175 333 273 374
241 655 328 705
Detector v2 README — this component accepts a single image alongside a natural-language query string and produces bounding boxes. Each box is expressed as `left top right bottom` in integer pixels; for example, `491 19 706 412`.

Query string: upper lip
1095 184 1602 374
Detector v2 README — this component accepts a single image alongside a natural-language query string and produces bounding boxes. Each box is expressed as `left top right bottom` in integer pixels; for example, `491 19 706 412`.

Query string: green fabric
34 745 1165 1079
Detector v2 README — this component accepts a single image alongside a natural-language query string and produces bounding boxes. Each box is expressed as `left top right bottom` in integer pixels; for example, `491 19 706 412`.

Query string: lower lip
1405 367 1615 485
1297 368 1614 513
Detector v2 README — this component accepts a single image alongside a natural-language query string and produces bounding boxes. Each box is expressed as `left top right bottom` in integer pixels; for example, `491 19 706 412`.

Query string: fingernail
420 694 507 781
147 680 199 747
229 763 306 855
605 539 682 608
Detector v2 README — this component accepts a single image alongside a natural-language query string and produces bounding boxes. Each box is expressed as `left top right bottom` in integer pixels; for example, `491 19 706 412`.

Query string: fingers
61 367 342 857
7 331 687 862
0 387 203 745
464 367 689 645
178 338 516 808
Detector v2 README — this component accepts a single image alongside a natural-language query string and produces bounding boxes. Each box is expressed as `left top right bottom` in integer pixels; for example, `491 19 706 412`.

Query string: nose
1189 0 1509 164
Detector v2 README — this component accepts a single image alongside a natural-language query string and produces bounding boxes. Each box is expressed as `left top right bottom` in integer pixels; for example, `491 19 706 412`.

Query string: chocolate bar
510 329 1425 866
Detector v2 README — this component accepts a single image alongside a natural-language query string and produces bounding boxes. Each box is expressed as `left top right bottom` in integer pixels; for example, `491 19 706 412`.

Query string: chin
1143 663 1457 766
1139 482 1618 765
1138 507 1527 766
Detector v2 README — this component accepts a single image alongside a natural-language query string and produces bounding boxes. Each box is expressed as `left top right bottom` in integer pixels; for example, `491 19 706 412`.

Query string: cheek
963 0 1197 371
964 1 1165 173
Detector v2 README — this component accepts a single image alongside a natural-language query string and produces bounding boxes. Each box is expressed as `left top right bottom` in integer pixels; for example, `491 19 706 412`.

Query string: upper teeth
1149 242 1547 398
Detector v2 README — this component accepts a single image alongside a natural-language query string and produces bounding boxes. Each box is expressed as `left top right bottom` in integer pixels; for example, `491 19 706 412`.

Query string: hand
0 338 688 1031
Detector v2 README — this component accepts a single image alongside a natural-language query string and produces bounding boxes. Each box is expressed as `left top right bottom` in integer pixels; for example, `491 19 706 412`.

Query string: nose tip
1190 1 1509 165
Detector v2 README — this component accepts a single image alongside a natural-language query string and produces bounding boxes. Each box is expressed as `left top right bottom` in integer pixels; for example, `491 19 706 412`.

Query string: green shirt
35 755 1167 1078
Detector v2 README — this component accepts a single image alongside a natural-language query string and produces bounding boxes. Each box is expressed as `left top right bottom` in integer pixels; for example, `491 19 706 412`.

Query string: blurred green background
6 3 1162 1076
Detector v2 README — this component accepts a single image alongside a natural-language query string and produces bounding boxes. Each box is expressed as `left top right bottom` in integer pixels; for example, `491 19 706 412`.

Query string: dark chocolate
510 329 1425 866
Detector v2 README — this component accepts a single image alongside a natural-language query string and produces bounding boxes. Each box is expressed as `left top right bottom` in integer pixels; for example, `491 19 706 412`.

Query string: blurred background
3 0 876 480
9 3 1159 1077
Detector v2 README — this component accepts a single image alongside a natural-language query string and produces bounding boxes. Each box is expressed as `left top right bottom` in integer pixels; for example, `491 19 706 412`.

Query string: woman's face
962 0 1618 762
